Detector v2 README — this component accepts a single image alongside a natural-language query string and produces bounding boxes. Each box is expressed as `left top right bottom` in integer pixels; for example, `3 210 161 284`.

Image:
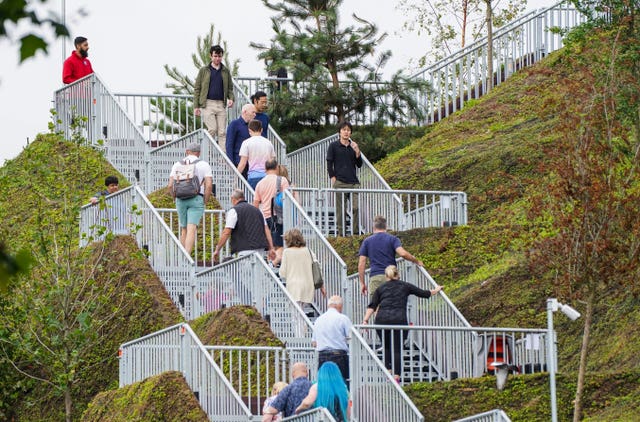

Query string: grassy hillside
352 23 640 421
0 136 182 421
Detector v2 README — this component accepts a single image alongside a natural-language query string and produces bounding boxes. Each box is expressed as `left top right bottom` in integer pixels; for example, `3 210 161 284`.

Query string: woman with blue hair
295 362 349 421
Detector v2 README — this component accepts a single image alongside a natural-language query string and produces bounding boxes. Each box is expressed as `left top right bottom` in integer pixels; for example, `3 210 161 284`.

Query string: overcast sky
0 0 550 165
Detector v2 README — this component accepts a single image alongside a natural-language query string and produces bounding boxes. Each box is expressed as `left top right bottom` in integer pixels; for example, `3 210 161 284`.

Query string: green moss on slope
81 371 208 422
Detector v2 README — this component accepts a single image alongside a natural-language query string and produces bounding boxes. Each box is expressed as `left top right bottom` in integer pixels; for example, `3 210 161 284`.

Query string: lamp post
547 298 581 422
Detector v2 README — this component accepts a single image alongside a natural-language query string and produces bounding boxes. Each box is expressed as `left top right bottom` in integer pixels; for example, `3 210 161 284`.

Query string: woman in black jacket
362 265 443 380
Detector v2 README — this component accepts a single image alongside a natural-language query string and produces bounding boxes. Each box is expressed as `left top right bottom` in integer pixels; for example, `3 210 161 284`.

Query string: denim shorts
176 195 205 227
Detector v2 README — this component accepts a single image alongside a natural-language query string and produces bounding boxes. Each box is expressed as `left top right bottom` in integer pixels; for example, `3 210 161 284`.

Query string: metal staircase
60 2 587 415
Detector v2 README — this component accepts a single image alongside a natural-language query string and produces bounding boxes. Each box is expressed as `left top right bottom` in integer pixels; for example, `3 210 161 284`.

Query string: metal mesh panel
350 328 424 422
149 130 253 209
118 324 253 421
79 186 136 246
454 409 512 422
207 345 316 416
411 1 587 123
287 133 392 192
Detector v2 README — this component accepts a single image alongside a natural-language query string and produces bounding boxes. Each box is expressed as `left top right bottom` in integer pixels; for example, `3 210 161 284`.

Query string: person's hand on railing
431 285 444 296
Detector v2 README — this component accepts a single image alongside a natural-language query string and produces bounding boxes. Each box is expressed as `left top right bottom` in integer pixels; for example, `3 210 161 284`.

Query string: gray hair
327 295 343 307
231 189 245 201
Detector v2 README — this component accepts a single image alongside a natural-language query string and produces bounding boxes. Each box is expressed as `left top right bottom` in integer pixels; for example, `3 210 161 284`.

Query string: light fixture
547 298 581 422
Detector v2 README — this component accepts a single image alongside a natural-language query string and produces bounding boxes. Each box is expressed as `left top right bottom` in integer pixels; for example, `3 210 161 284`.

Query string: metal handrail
281 189 349 316
355 324 549 382
118 323 253 420
281 408 338 421
410 1 587 123
288 187 467 237
350 326 425 422
454 409 512 422
148 129 254 208
206 344 317 415
286 133 393 192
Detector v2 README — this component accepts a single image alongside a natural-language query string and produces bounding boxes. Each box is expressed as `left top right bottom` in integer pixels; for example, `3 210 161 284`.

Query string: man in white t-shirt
237 119 276 190
253 158 290 265
167 142 213 255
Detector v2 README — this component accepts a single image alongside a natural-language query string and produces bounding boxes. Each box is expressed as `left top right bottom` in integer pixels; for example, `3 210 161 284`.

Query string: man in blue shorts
358 215 424 300
167 142 213 255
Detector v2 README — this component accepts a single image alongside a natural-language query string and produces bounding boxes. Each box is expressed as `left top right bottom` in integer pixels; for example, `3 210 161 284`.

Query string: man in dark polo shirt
326 121 363 236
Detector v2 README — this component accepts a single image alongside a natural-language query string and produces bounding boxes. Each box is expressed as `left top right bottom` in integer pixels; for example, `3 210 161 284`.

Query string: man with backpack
253 158 290 266
167 142 213 255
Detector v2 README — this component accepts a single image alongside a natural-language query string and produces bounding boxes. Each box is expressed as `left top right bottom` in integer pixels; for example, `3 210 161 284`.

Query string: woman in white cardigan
279 228 326 305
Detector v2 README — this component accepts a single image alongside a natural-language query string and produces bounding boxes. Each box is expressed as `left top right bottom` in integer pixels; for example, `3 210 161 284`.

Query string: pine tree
252 0 425 127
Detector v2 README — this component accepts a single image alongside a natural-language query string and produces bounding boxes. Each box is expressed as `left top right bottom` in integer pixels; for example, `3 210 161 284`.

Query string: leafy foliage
398 0 526 66
0 134 181 421
0 0 71 62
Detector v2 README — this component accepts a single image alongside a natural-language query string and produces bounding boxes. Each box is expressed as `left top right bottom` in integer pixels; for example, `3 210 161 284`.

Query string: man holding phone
326 121 362 235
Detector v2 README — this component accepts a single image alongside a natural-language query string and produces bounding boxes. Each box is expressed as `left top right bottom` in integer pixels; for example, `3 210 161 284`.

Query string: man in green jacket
194 45 234 151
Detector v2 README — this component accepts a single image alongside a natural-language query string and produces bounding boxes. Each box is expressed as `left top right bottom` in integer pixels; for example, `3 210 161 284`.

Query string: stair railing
235 76 426 127
349 327 424 422
286 133 392 191
206 345 317 416
118 323 253 421
148 129 253 209
54 73 149 186
112 92 204 143
410 1 587 123
281 189 349 317
454 409 512 422
346 260 471 337
355 324 550 383
286 187 467 237
193 253 314 346
281 408 338 421
80 185 197 316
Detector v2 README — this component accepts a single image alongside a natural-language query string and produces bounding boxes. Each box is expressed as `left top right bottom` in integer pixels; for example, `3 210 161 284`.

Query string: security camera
559 303 581 321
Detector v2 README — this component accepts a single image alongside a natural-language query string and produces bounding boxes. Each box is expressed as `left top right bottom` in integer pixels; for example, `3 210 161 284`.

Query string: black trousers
318 349 350 388
376 327 407 377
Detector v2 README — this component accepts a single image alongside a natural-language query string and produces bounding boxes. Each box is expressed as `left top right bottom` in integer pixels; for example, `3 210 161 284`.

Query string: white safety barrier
350 327 425 422
454 409 512 422
291 187 467 237
118 323 253 421
206 345 316 415
356 325 550 383
411 1 587 123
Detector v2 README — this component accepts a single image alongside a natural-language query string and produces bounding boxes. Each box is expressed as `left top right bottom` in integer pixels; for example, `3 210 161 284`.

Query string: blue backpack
271 176 284 224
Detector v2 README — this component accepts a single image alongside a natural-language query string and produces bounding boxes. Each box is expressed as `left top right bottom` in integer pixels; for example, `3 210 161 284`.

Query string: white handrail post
190 263 198 320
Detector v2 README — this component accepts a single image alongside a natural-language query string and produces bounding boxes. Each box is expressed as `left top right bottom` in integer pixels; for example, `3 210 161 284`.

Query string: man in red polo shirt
62 36 94 84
